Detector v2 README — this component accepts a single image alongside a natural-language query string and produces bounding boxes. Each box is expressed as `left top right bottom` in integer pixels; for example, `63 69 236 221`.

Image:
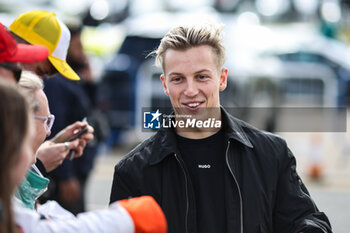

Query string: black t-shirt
176 128 227 233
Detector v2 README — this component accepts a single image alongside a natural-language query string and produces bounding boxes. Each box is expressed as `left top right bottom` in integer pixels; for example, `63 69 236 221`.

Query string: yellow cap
9 10 80 81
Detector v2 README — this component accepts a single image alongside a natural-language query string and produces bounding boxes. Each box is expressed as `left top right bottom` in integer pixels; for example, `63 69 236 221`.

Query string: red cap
0 23 49 63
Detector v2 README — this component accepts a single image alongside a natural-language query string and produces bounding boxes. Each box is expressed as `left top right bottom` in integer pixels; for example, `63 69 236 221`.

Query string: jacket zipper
174 153 189 233
225 140 244 233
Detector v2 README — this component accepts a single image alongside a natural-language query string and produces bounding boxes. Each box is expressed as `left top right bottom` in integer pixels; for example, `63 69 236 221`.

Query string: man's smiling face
161 45 228 118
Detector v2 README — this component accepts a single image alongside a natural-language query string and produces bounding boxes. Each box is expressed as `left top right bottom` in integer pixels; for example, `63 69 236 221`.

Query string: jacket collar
148 127 179 165
221 107 253 148
149 107 253 165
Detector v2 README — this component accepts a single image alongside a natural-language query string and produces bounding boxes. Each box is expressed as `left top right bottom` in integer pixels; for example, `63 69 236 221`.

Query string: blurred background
1 0 350 232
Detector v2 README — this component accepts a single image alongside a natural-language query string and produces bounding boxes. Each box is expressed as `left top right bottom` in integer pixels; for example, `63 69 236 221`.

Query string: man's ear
219 68 228 92
160 74 169 96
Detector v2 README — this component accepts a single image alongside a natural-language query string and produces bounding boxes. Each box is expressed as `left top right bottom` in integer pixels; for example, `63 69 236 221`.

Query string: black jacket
110 108 332 233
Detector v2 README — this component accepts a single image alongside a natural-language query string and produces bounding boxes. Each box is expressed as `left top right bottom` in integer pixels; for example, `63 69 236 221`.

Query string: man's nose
184 79 199 97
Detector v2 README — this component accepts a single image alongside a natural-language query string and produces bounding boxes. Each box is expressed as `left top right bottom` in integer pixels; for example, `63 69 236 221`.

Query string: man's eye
198 75 208 80
172 77 182 82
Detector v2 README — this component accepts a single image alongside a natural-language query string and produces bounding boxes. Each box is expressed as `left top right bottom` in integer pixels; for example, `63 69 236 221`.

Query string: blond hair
18 71 44 113
154 24 226 72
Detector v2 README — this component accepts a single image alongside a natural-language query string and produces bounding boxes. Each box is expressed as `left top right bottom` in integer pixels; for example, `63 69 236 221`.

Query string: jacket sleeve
110 160 140 204
35 159 48 177
14 201 134 233
273 146 332 233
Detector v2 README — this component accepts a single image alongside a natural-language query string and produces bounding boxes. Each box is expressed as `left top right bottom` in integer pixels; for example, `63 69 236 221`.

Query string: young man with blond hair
110 24 332 233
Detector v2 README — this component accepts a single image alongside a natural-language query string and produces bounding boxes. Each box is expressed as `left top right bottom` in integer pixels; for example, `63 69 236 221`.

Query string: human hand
119 196 167 233
36 140 80 172
51 121 94 144
58 178 81 204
